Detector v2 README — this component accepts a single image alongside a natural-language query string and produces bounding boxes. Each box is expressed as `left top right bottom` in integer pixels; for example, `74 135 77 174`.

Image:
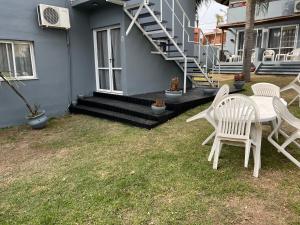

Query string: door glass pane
0 43 13 75
256 30 262 48
14 43 33 77
98 69 110 90
110 28 121 68
112 70 122 91
281 26 296 48
268 28 281 49
97 30 108 68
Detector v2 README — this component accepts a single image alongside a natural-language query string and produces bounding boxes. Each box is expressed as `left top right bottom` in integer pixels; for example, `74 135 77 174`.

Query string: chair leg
289 95 299 106
271 120 279 142
213 139 221 170
202 131 216 146
244 141 251 168
208 137 217 162
281 132 299 149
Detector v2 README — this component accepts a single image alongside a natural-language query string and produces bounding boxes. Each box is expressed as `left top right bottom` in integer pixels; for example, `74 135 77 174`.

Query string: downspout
65 0 73 103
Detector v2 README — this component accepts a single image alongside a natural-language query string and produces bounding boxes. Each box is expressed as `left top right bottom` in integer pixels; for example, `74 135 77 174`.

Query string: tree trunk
242 0 256 82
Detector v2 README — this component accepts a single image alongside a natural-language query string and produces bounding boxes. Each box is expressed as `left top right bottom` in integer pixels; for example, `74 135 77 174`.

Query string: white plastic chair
251 83 281 97
212 94 261 176
186 85 230 159
263 50 275 62
286 48 300 61
268 97 300 168
281 74 300 107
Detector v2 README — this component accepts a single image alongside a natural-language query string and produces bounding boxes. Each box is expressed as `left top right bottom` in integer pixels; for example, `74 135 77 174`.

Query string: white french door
94 26 122 94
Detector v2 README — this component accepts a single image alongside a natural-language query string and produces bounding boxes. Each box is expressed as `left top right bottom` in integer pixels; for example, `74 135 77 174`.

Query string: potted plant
165 77 183 99
151 99 166 115
0 72 48 129
234 73 246 89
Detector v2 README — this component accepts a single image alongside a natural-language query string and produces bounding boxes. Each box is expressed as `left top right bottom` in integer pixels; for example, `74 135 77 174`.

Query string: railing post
206 44 208 74
184 57 187 93
160 0 163 22
172 0 175 37
182 15 185 52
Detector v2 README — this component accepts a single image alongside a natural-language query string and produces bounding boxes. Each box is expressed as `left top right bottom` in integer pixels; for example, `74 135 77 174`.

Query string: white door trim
93 26 123 94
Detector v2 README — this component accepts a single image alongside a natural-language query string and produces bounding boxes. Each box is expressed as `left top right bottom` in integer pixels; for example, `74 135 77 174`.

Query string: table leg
253 127 262 178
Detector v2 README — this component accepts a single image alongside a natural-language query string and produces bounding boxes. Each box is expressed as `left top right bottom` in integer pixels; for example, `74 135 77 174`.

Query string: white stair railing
108 0 220 90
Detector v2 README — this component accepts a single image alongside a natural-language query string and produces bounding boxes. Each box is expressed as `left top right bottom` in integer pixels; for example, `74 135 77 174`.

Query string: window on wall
0 41 36 79
268 25 298 55
236 29 263 57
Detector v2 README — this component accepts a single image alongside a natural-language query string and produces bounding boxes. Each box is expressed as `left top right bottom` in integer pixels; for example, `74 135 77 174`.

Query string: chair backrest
251 83 280 97
273 97 297 125
214 94 259 139
211 84 230 108
264 50 275 56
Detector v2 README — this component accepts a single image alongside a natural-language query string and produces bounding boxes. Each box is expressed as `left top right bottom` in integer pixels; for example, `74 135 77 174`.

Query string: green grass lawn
0 75 300 225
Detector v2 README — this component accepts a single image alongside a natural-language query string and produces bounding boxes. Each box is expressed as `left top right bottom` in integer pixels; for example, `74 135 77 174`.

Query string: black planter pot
234 81 246 89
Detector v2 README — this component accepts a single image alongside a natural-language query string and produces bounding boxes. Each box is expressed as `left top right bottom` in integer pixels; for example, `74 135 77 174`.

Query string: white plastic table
249 96 287 177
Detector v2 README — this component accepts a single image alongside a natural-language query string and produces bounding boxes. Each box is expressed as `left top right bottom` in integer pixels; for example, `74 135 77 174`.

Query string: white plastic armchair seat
281 74 300 107
251 83 280 97
263 50 275 62
286 48 300 61
212 94 262 177
268 97 300 168
186 84 230 160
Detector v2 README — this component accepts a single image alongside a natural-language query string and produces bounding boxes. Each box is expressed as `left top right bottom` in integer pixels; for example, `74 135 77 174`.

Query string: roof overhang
215 0 230 6
218 14 300 30
71 0 121 10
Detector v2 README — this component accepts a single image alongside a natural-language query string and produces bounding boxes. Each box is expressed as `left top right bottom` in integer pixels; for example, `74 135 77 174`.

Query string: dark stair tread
129 2 155 11
146 27 172 32
140 20 167 27
79 96 174 119
70 105 159 129
152 35 178 40
138 11 160 18
159 42 182 46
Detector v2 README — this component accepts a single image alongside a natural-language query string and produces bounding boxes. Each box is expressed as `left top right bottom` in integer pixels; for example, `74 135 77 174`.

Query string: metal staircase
109 0 220 92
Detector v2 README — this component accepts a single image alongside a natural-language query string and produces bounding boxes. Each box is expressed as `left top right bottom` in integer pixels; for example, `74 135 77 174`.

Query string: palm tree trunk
242 0 256 82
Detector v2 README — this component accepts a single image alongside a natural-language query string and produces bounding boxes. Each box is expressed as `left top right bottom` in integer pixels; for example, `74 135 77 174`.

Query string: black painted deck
69 87 243 129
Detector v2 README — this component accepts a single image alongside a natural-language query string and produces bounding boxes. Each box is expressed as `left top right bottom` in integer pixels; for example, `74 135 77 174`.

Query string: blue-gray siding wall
0 0 70 128
0 0 196 128
0 0 93 128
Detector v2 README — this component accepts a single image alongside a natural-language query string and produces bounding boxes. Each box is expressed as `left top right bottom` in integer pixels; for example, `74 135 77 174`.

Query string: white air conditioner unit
37 4 71 29
294 0 300 13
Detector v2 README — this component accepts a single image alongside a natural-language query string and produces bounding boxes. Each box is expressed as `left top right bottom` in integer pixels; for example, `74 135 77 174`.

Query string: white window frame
267 24 299 54
93 26 123 95
0 40 37 81
235 28 263 56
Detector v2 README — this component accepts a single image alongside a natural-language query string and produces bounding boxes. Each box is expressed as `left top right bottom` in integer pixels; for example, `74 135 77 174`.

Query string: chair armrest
186 109 209 122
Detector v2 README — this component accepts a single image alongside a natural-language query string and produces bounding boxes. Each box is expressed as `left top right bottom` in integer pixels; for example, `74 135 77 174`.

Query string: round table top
249 96 287 122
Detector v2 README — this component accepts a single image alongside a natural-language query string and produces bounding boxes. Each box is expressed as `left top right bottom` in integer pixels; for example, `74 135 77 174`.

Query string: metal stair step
140 20 167 27
158 42 182 47
138 11 160 18
152 35 178 40
146 27 172 33
129 2 155 11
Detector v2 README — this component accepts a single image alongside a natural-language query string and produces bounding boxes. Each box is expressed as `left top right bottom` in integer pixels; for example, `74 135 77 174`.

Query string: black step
77 96 174 122
138 11 160 19
140 20 167 27
164 50 187 53
70 105 158 129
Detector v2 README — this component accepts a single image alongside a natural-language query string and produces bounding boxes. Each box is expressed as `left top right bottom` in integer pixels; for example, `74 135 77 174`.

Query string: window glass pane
110 28 121 68
112 70 122 91
268 28 281 48
14 43 33 77
256 30 262 48
0 43 13 75
237 31 244 50
98 69 110 90
97 31 108 68
281 26 296 48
